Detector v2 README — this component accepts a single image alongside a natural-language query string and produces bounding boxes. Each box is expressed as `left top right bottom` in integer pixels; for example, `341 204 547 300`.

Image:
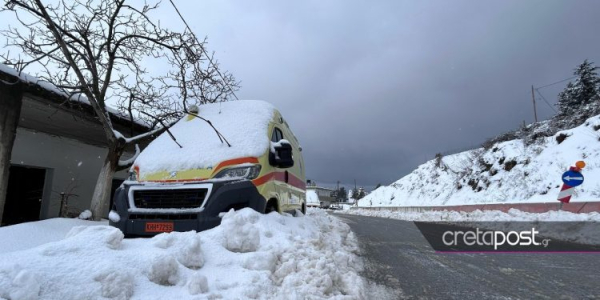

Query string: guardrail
351 202 600 214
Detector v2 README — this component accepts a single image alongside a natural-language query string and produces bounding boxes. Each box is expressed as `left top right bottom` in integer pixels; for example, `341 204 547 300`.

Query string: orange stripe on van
211 157 259 176
252 172 275 187
252 171 306 191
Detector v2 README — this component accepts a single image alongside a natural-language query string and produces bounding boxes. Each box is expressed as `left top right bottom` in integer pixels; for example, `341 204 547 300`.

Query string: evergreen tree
557 60 600 117
336 187 347 202
357 188 366 199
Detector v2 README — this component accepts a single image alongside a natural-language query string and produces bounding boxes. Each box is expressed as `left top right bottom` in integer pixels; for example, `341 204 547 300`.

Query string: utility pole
531 85 538 123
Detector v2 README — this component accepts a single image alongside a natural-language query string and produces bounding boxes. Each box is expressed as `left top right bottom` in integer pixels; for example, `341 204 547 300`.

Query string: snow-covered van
109 100 306 236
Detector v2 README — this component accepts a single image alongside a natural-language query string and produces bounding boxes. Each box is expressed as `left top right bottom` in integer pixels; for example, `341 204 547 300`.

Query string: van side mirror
269 140 294 168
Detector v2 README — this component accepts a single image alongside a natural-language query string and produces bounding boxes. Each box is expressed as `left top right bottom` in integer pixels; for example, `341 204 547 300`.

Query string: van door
271 126 291 211
281 128 304 210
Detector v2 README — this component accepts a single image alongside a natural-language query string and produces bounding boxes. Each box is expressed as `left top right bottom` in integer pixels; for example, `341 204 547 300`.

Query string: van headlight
214 165 261 180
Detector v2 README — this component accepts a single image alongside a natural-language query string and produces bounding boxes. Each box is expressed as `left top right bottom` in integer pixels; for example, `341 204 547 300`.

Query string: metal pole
531 85 538 123
59 192 65 217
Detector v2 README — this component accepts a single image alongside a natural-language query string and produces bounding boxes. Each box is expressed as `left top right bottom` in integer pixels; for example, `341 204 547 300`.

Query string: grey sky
5 0 600 189
167 0 600 188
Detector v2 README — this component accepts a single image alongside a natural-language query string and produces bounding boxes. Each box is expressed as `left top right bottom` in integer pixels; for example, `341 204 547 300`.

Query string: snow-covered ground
0 218 107 254
0 209 366 299
360 114 600 207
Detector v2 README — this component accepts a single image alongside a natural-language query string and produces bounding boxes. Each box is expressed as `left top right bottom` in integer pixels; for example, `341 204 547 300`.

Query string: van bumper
109 180 266 236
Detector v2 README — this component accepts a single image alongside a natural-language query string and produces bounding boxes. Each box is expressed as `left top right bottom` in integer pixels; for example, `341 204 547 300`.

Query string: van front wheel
301 203 306 215
265 199 278 214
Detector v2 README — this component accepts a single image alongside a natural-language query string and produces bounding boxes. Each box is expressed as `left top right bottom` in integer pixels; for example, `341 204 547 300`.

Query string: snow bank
0 209 366 299
361 114 600 207
134 100 275 179
0 218 107 254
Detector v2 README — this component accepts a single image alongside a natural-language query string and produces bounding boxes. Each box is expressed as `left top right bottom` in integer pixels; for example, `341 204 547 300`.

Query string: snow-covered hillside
0 209 366 299
361 115 600 207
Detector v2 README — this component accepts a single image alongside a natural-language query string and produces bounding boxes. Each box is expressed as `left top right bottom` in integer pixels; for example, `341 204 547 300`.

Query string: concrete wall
10 127 128 219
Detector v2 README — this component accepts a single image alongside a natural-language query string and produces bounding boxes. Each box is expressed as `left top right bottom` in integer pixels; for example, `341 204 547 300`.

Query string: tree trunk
0 82 23 225
89 142 124 221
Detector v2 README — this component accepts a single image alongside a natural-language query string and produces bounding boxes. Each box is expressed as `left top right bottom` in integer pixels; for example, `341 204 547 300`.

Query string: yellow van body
109 100 306 235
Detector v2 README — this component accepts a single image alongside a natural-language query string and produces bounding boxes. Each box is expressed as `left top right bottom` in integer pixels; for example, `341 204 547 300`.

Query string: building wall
10 127 128 219
307 186 336 205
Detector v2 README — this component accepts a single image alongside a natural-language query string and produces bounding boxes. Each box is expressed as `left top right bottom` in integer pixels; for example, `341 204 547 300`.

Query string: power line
534 89 558 114
530 75 575 116
168 0 239 100
536 76 577 90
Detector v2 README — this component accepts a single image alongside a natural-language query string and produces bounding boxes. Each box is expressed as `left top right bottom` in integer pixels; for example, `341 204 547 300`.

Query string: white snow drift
0 209 366 300
361 114 600 207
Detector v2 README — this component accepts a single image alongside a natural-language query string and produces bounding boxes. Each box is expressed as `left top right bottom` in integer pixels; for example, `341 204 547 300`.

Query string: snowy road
335 213 600 299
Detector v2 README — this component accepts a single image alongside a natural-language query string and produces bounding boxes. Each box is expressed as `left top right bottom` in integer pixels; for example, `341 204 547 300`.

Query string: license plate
145 222 174 233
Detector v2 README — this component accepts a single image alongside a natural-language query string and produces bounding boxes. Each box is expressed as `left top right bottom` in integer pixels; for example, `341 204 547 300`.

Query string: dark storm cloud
168 0 600 187
4 1 593 188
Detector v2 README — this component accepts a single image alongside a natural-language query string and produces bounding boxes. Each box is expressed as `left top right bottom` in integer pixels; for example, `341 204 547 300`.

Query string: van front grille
133 189 207 209
129 214 198 220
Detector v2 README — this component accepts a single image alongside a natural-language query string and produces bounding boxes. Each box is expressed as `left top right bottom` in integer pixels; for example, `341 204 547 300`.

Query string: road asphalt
334 213 600 300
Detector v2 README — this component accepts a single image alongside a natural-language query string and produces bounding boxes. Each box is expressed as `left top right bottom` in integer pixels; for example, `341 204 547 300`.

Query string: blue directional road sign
562 170 584 187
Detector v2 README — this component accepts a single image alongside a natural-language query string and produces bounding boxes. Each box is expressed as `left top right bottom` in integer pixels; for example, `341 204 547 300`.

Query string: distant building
306 190 320 208
306 180 336 207
0 65 149 226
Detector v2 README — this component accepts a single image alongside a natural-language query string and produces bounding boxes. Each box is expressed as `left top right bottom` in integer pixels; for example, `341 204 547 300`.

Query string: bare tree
1 0 239 220
0 76 23 225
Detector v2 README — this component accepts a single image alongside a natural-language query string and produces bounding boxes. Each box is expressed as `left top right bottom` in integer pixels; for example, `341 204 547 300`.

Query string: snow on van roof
134 100 275 176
